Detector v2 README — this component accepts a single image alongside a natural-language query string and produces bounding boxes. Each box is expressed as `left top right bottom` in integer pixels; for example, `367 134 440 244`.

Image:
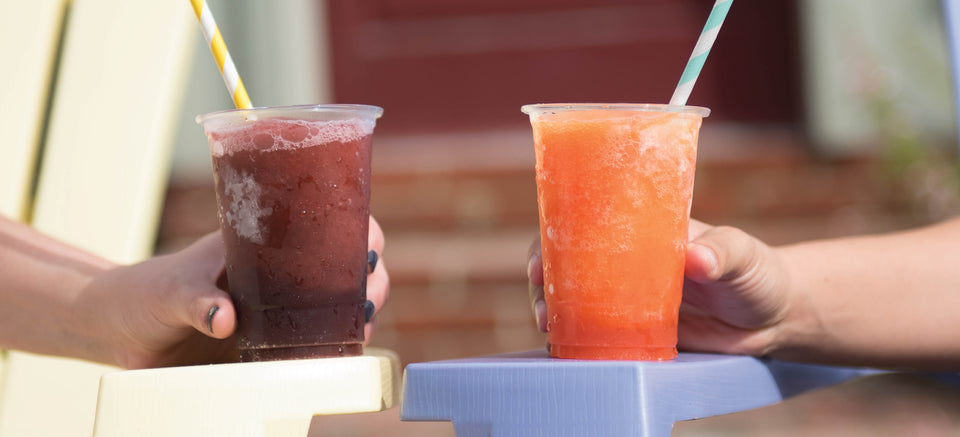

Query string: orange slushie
522 104 709 361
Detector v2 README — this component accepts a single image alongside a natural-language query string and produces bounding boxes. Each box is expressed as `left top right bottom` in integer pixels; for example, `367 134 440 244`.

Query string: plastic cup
522 103 709 361
196 104 382 362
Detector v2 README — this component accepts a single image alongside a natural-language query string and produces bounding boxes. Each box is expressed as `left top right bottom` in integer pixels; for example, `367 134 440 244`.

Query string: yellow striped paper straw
669 0 733 106
190 0 252 109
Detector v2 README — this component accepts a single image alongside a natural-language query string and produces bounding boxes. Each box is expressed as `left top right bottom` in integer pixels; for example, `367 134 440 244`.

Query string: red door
327 0 802 135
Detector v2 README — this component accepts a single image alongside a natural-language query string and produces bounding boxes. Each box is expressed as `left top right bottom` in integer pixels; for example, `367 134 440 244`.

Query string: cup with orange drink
522 103 709 361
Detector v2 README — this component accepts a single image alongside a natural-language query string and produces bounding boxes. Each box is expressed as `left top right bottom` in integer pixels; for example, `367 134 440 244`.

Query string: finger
179 287 236 340
527 234 542 262
363 317 378 346
365 215 389 325
369 216 385 254
161 271 236 340
685 241 720 284
526 236 546 332
685 220 719 285
367 216 384 275
533 298 547 333
527 255 546 332
687 226 761 284
677 305 727 353
365 258 389 324
527 237 543 287
363 262 386 344
678 302 751 354
678 305 774 356
168 234 236 339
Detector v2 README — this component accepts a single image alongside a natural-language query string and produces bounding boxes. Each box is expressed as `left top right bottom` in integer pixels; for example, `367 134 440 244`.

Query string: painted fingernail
364 300 375 323
206 305 219 334
367 250 379 274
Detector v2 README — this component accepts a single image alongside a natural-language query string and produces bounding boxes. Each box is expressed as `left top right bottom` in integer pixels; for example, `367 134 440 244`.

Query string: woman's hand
75 231 236 369
76 216 390 370
525 219 796 357
680 219 793 356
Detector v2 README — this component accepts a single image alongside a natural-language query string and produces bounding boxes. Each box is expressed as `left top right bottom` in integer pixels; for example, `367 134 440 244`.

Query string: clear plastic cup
522 103 709 360
197 104 383 361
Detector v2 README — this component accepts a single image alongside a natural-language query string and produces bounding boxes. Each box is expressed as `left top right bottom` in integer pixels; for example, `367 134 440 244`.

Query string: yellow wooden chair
0 1 397 435
0 0 192 435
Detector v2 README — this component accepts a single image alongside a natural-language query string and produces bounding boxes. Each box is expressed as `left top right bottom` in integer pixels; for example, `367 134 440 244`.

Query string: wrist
766 244 829 362
65 263 122 366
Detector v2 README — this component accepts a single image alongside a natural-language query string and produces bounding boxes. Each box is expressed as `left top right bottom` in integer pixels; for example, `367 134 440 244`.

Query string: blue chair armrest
400 350 876 437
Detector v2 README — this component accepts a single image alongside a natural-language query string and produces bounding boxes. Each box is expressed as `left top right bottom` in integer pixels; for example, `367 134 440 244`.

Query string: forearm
773 217 960 370
0 216 116 360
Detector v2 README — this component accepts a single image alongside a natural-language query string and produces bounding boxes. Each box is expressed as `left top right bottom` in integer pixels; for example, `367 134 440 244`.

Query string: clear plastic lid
196 104 383 128
521 103 710 118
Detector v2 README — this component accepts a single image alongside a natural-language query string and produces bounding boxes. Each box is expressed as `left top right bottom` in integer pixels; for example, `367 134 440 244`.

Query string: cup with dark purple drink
197 104 382 362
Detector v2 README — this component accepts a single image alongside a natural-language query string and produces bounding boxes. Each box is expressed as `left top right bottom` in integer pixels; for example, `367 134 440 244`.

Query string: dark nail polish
367 250 379 274
206 305 219 334
364 300 375 323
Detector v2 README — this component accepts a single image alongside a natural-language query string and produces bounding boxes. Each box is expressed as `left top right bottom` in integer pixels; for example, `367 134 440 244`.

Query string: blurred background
159 0 960 434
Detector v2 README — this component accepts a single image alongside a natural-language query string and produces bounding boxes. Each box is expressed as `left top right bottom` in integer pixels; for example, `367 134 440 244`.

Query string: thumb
177 231 226 281
686 225 765 284
185 282 236 340
168 232 236 339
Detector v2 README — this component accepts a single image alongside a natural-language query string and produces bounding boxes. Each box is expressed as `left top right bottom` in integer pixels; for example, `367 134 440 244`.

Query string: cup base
239 343 362 362
549 344 677 361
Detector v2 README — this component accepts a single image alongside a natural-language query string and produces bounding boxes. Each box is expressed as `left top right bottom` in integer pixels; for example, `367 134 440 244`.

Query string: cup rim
195 104 384 125
520 103 710 117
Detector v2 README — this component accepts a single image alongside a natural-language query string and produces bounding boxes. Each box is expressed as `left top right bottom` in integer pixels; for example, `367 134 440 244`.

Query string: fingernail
367 250 379 274
527 253 543 286
364 300 375 323
206 305 219 334
535 300 548 333
694 243 720 277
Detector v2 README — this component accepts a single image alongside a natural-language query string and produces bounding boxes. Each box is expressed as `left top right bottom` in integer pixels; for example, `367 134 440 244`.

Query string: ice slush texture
207 117 372 361
531 108 703 360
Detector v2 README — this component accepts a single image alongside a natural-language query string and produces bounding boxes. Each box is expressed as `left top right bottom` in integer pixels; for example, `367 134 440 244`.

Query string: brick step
369 125 909 233
157 124 920 289
367 318 543 366
383 228 533 284
371 158 903 232
375 281 533 328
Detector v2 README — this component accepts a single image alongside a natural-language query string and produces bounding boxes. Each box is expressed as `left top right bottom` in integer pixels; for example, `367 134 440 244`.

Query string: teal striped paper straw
670 0 733 106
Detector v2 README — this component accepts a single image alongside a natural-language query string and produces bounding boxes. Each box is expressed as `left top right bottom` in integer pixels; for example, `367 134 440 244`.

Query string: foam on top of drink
208 118 375 157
